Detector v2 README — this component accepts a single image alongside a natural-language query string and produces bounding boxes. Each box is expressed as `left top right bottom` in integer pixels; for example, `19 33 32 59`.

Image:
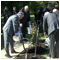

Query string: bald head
24 5 28 9
44 12 49 16
24 5 29 12
53 9 57 12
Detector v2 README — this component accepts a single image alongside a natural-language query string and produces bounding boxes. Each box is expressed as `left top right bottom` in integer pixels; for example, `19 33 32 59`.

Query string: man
20 5 31 38
3 11 24 58
12 6 17 15
43 12 59 58
42 5 49 16
53 9 59 20
35 9 40 25
3 6 11 24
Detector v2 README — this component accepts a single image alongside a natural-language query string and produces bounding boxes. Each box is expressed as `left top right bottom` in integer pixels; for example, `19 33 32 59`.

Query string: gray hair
17 11 24 17
24 5 29 9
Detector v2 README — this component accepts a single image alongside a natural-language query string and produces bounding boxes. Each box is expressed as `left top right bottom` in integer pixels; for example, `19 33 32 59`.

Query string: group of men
3 5 59 59
2 6 18 24
3 5 30 58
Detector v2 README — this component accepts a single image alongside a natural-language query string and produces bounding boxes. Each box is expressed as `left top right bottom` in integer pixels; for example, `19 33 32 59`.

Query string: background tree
1 1 59 15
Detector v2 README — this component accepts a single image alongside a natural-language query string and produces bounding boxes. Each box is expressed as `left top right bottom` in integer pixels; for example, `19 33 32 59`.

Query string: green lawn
39 33 45 40
30 15 35 20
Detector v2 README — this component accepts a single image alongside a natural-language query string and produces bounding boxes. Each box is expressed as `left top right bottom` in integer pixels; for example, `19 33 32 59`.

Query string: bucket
45 37 50 46
13 31 21 42
13 35 20 41
27 27 31 34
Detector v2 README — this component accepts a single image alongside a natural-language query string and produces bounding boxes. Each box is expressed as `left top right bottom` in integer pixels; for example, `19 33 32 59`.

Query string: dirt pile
16 40 48 59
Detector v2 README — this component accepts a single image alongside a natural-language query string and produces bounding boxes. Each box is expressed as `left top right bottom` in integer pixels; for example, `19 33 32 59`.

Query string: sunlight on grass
30 15 35 20
39 33 45 40
19 53 25 56
41 54 48 59
39 37 45 40
30 15 35 17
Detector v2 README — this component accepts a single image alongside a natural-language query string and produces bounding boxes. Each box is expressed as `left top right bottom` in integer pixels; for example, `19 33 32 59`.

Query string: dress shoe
5 54 12 58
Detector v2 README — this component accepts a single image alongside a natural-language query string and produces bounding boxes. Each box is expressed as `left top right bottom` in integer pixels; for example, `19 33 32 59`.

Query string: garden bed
16 40 48 59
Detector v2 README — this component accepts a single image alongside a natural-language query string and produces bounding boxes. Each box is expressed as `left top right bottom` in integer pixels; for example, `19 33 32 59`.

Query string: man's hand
15 34 18 36
44 32 47 37
20 23 23 27
29 21 31 25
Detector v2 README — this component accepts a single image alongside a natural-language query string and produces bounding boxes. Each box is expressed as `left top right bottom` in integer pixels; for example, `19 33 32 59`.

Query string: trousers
49 29 59 58
3 31 14 55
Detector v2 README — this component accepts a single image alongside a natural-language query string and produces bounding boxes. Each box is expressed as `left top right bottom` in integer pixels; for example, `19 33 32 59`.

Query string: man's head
17 11 24 19
13 7 16 11
24 5 29 12
43 5 45 8
53 9 57 12
5 6 8 10
44 12 49 16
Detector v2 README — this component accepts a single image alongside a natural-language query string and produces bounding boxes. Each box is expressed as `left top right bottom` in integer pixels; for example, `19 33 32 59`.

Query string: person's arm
12 17 19 33
28 11 31 21
27 11 31 25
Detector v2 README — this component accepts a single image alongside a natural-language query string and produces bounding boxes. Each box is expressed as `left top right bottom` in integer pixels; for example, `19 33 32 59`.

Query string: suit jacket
35 11 40 20
42 7 49 15
3 14 19 37
20 9 31 27
3 10 11 24
43 13 59 35
53 10 59 20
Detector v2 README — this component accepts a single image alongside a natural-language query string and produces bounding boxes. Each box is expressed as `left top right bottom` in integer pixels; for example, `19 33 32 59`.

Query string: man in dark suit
35 9 40 24
3 11 24 58
12 6 17 15
3 6 11 24
42 5 49 16
53 9 59 20
43 12 59 58
20 5 31 38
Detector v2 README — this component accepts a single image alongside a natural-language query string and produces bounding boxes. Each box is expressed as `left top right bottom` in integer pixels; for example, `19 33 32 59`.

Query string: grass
30 15 35 20
14 53 26 59
30 15 35 17
39 33 45 40
19 53 25 56
26 33 45 41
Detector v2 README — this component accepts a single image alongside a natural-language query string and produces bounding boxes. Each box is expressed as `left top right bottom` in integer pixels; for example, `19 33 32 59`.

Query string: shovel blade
32 56 38 59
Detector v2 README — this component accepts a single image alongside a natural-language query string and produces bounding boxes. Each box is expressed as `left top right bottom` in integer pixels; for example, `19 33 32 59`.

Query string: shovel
32 25 39 59
18 24 27 59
